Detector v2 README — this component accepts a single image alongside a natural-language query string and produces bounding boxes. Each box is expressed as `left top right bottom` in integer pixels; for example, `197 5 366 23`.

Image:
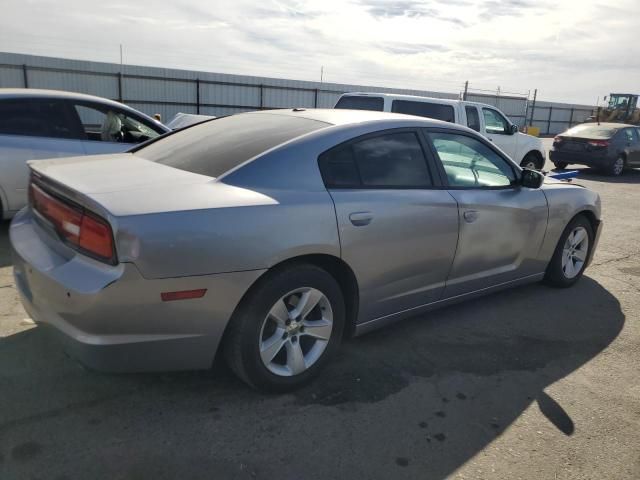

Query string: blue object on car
548 170 579 180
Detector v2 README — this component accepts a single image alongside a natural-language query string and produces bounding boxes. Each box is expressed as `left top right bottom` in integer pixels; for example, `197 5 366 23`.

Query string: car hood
28 153 277 217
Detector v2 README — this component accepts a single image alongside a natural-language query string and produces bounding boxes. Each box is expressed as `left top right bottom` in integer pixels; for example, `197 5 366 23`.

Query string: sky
1 0 639 104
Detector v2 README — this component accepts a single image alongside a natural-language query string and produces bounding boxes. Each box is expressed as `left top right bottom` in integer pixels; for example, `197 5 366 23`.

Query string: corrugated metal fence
0 52 593 135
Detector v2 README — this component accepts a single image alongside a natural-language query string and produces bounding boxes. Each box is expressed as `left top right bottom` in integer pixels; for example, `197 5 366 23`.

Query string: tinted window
465 106 480 132
0 99 82 139
72 103 162 143
622 128 638 143
318 145 360 187
391 100 455 122
482 108 509 134
136 113 329 178
428 131 515 188
335 96 384 111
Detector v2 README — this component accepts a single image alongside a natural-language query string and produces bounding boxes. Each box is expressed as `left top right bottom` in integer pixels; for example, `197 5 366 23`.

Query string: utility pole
320 66 324 83
119 44 123 66
463 80 468 101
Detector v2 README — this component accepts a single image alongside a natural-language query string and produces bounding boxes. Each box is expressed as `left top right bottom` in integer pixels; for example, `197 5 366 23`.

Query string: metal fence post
568 108 574 128
259 84 264 109
196 78 200 114
463 80 468 101
529 89 537 127
22 64 29 88
547 106 553 135
117 72 123 102
314 88 319 107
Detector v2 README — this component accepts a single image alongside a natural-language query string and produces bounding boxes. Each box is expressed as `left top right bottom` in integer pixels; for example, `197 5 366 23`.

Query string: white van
335 92 546 169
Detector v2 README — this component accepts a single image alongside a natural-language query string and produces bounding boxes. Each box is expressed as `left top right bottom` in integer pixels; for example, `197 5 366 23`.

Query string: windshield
134 112 329 178
564 124 619 139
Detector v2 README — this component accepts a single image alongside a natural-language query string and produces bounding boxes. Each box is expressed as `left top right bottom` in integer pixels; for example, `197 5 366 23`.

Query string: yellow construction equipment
589 94 640 125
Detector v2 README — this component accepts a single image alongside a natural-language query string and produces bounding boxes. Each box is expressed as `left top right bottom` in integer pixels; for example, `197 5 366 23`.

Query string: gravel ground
0 138 639 480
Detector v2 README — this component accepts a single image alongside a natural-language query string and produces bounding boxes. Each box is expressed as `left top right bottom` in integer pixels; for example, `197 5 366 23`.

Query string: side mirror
521 168 544 188
509 124 519 135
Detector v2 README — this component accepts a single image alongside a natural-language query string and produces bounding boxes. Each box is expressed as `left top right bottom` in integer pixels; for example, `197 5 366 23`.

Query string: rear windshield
134 113 329 177
335 96 384 111
391 100 455 123
564 124 620 139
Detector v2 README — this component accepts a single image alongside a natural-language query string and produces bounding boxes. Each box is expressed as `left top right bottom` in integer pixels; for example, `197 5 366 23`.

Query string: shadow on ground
0 276 623 479
554 165 640 184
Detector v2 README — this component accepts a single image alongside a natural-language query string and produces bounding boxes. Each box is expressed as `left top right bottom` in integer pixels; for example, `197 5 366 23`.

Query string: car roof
571 122 636 129
245 108 468 129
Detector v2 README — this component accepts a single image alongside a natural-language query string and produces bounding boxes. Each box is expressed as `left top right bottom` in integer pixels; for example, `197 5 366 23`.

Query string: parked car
165 112 215 130
10 109 601 391
550 122 640 176
335 92 546 170
0 89 170 219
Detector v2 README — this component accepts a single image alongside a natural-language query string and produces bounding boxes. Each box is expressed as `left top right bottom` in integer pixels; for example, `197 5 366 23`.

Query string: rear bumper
549 149 612 167
10 208 265 372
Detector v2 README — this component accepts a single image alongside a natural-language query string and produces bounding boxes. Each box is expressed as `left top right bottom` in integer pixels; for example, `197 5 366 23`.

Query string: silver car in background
0 89 170 219
10 109 602 391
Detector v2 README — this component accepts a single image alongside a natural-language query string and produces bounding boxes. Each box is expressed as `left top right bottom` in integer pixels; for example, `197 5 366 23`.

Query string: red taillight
587 139 609 148
79 214 114 260
30 182 115 263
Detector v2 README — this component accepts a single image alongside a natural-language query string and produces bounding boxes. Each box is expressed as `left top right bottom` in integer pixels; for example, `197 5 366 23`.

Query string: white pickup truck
335 92 546 169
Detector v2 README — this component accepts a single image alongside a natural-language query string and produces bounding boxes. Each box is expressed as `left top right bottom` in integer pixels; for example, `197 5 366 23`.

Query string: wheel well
575 210 599 233
523 150 544 167
267 254 360 339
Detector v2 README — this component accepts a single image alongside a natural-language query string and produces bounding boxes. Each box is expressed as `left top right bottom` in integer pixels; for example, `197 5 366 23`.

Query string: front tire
544 215 593 288
224 264 345 392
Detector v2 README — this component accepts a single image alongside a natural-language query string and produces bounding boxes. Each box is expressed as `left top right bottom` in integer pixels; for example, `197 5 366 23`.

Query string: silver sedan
10 109 602 391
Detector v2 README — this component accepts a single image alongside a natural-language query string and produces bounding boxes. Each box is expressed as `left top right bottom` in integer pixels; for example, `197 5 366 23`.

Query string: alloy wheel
259 287 333 377
561 226 589 279
613 157 624 176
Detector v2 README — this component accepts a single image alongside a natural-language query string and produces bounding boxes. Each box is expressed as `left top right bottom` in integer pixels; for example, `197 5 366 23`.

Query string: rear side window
622 128 638 143
465 106 481 132
391 100 455 123
335 96 384 111
320 131 432 188
0 99 82 139
135 113 329 178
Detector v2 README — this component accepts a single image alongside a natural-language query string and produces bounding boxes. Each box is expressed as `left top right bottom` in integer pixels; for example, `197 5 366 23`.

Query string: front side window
319 131 432 188
482 108 509 135
622 128 637 143
71 102 163 144
334 96 384 111
391 100 455 123
428 131 515 188
0 99 81 139
465 106 481 132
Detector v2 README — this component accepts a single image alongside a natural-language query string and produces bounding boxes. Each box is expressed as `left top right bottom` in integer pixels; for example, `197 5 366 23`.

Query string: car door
481 107 517 159
0 98 85 212
424 129 548 298
68 101 164 155
320 129 460 322
622 128 640 166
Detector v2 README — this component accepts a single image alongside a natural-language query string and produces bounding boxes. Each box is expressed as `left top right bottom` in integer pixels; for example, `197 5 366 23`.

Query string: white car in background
335 92 546 170
0 89 170 219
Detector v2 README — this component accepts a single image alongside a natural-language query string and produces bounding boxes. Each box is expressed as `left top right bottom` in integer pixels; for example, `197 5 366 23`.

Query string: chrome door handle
463 210 479 223
349 212 373 226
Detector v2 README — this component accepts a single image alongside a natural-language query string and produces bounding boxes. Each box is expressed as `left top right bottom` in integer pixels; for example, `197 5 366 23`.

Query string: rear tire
224 264 345 392
544 215 593 288
553 162 569 170
606 156 625 176
521 152 543 170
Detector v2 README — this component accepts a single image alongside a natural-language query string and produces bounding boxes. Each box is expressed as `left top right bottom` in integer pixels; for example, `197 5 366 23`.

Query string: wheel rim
259 287 333 377
561 226 589 279
613 157 624 175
